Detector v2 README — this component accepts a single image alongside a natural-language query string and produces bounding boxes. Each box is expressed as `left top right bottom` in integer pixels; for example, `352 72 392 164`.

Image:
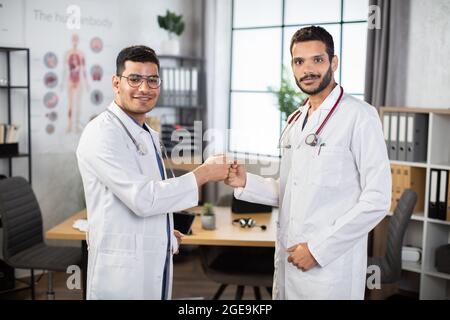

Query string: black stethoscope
106 109 175 178
278 85 344 149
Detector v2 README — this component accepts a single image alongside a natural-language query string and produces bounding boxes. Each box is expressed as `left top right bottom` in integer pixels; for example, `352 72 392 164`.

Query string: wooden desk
46 210 87 241
46 207 277 247
183 207 276 247
45 206 276 299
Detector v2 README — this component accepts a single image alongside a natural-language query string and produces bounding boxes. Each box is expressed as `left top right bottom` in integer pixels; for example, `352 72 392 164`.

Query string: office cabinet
375 107 450 300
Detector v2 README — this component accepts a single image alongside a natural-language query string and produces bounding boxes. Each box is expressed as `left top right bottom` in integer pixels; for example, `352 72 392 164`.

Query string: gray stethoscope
106 109 175 178
278 86 344 149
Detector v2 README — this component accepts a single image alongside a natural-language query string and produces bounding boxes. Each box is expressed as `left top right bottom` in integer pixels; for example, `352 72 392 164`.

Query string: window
229 0 369 157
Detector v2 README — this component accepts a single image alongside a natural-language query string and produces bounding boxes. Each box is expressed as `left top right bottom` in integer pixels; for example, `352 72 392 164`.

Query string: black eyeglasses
119 74 162 89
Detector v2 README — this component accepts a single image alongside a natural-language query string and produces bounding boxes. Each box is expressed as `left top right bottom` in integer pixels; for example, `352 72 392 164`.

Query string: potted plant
269 66 308 121
157 10 185 55
201 202 216 230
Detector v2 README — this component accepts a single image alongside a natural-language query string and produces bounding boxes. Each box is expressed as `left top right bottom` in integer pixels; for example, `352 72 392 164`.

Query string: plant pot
160 39 180 56
201 215 216 230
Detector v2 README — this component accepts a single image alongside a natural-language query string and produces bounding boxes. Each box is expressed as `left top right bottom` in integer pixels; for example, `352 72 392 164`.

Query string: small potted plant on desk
201 202 216 230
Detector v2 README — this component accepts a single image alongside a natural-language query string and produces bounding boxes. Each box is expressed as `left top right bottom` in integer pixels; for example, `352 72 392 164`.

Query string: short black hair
116 45 160 76
290 26 334 61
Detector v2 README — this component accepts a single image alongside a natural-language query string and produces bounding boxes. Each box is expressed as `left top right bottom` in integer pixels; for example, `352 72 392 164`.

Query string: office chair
0 177 82 299
199 194 274 300
366 189 417 300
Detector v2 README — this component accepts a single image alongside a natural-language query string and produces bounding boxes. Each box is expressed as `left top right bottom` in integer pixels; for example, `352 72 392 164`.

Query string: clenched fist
224 161 247 188
193 154 232 187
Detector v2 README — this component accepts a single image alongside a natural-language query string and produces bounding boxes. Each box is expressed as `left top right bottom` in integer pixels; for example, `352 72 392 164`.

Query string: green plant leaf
157 9 185 36
269 66 307 120
202 202 215 215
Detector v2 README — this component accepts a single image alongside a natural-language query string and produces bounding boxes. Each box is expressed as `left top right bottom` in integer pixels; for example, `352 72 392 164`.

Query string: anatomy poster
26 0 118 153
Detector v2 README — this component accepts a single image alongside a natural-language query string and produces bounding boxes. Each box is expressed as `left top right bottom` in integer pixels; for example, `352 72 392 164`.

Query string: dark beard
295 65 333 95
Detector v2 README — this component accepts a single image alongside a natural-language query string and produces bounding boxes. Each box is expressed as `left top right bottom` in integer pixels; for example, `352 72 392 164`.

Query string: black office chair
366 189 417 299
199 194 274 300
0 177 82 299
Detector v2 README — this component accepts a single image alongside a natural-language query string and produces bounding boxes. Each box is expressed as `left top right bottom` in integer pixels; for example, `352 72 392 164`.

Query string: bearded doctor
225 26 391 300
77 45 230 300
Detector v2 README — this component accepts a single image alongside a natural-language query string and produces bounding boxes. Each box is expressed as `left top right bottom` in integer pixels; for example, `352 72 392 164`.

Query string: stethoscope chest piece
137 142 148 156
305 133 318 146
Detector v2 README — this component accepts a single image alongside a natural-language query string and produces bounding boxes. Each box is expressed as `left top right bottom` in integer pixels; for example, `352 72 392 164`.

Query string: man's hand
193 154 232 187
287 243 318 271
224 161 247 188
173 230 184 254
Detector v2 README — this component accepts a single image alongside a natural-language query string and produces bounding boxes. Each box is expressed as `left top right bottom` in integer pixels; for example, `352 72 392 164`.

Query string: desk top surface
45 207 276 247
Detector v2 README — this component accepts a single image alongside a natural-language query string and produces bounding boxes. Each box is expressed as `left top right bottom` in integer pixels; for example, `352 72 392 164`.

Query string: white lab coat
234 85 391 299
76 101 199 300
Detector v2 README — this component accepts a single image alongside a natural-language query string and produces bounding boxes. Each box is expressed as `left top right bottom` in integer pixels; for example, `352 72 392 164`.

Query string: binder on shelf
390 164 402 211
191 67 198 106
5 124 19 143
447 172 450 221
429 169 439 219
402 165 426 213
168 68 175 106
174 68 181 106
388 112 398 160
179 68 186 107
438 170 448 221
185 68 191 106
398 113 407 161
390 165 395 211
406 113 428 163
0 123 4 143
162 68 169 106
382 112 390 155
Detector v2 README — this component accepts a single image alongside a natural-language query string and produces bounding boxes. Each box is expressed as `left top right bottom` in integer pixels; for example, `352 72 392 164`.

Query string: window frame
228 0 368 158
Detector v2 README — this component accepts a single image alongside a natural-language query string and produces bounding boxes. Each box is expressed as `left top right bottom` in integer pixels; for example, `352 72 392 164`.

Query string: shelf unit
154 55 205 171
0 47 32 295
374 106 450 300
0 47 32 182
0 47 32 294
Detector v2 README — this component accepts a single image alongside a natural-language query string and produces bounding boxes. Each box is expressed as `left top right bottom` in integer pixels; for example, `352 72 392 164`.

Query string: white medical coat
235 85 391 299
76 101 199 299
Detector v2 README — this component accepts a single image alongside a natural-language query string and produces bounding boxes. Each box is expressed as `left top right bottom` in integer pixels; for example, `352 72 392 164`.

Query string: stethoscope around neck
278 85 344 149
105 109 175 178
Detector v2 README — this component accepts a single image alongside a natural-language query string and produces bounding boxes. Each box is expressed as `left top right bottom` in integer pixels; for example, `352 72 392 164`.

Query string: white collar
106 101 159 139
303 84 343 112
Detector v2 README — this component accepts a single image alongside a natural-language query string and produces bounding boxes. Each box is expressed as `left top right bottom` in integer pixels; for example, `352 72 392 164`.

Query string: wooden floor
0 247 272 300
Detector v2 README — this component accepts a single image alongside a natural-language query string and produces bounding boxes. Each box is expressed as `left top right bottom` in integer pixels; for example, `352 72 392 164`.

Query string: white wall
405 0 450 108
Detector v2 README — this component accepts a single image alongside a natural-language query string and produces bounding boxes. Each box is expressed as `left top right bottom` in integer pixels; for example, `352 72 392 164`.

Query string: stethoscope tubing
105 109 175 179
278 85 344 149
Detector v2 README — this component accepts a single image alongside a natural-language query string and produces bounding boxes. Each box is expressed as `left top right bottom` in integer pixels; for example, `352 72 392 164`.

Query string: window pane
233 0 282 28
283 24 341 90
284 0 341 25
343 0 369 21
351 94 365 101
230 92 280 157
341 23 367 94
232 28 282 91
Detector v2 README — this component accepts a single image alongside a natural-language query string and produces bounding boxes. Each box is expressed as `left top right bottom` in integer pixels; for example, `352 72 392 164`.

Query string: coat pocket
308 146 350 187
90 251 140 300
